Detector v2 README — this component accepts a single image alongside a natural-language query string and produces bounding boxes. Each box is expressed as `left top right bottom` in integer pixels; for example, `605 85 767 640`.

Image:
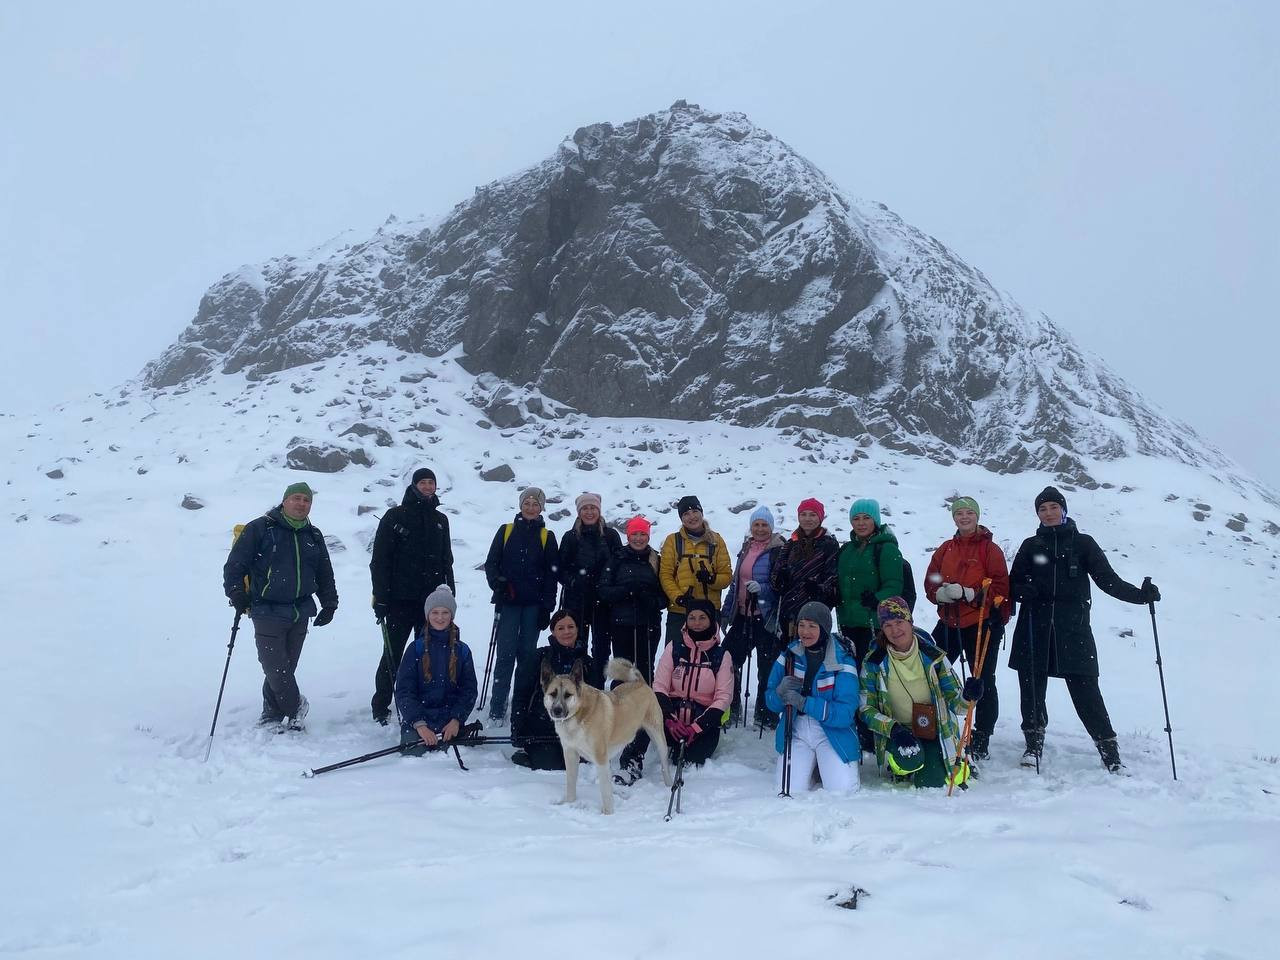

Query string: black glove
313 606 336 627
373 601 389 624
537 609 551 631
1140 580 1161 603
889 724 920 756
695 564 715 586
962 677 985 702
676 590 695 609
227 588 250 615
1012 582 1038 604
860 590 878 611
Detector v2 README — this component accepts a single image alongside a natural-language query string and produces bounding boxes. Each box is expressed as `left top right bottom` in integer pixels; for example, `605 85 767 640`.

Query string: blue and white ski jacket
764 634 861 762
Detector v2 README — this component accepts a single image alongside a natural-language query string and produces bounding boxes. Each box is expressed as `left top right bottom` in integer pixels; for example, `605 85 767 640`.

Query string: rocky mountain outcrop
141 100 1236 482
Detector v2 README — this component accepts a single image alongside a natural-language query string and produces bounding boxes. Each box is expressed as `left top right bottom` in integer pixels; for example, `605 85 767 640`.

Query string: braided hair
421 624 460 683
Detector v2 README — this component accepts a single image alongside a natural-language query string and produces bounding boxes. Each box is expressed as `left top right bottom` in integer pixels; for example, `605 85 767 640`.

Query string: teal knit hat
849 498 881 525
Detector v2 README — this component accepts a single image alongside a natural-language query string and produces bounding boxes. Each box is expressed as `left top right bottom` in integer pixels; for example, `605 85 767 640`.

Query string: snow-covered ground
3 347 1278 958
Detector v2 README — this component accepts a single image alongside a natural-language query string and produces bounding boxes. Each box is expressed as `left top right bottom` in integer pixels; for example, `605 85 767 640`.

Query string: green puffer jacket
835 525 904 630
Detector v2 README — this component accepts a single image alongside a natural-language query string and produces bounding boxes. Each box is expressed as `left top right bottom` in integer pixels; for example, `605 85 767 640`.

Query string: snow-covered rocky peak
141 101 1256 496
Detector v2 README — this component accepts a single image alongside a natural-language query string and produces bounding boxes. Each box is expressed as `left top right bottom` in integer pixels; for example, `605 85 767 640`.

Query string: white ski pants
774 713 860 794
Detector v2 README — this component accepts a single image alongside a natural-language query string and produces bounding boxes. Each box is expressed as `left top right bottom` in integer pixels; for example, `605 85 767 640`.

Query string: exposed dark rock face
142 101 1239 481
286 442 372 473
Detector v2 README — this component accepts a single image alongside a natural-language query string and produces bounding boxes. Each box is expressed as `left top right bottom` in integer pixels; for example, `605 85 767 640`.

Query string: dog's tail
604 657 644 685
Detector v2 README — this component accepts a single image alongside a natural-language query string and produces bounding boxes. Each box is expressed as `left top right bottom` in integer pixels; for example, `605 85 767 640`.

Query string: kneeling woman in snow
395 585 478 756
858 597 975 789
652 599 734 768
510 609 591 770
765 601 861 794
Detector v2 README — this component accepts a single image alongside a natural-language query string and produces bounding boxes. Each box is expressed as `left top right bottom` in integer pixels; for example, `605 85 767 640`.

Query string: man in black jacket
223 482 338 729
483 486 559 724
1008 486 1160 773
368 467 456 724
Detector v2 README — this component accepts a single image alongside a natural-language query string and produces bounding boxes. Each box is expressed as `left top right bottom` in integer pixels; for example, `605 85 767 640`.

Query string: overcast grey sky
3 1 1276 486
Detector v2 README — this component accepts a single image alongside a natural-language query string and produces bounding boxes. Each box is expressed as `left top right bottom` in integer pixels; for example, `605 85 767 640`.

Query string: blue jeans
489 604 540 720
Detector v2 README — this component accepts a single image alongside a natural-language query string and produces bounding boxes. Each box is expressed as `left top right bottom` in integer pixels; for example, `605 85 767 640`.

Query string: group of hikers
222 468 1161 793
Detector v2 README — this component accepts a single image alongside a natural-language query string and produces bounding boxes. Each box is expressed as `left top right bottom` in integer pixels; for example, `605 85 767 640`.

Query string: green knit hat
951 496 980 518
283 481 315 500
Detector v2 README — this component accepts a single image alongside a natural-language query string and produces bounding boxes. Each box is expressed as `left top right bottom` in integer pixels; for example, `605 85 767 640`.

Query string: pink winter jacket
654 629 735 726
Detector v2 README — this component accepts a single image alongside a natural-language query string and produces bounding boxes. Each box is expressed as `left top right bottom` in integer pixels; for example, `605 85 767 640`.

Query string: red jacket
924 526 1010 628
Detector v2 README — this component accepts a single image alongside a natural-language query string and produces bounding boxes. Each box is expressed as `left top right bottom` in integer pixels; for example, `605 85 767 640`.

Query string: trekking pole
948 581 996 796
379 618 402 725
664 738 688 821
304 742 408 777
476 605 502 711
1143 577 1177 781
779 649 795 798
742 595 757 728
203 611 242 763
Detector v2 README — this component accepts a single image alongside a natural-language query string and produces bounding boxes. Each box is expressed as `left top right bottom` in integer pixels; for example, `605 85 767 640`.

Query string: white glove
962 586 976 602
937 583 965 602
746 580 760 595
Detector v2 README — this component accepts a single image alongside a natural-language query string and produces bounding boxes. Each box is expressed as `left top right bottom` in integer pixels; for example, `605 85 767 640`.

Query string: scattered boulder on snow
44 468 64 479
1192 511 1207 522
324 535 346 553
1226 517 1246 532
479 463 515 482
286 442 372 472
1194 502 1212 512
181 495 205 510
548 508 572 522
357 504 378 516
1164 493 1179 502
340 422 394 447
399 371 432 383
1264 521 1280 537
48 514 81 524
728 500 758 514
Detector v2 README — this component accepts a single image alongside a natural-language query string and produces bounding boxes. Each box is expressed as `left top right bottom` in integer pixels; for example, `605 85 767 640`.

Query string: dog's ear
540 657 556 690
570 657 585 687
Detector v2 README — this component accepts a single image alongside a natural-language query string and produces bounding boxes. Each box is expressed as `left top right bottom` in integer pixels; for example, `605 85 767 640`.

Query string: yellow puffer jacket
659 526 732 613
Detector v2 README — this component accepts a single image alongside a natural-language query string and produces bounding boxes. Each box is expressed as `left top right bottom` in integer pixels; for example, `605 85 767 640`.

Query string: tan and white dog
541 656 672 815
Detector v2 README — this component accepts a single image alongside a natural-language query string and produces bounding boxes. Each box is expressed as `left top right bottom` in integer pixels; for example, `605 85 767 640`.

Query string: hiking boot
372 710 390 726
1020 728 1044 768
511 749 533 769
281 695 309 732
257 713 284 728
969 730 992 762
613 758 643 787
1095 737 1123 774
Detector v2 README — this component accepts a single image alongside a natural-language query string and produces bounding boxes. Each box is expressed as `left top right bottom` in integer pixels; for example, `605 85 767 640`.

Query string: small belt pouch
912 701 938 740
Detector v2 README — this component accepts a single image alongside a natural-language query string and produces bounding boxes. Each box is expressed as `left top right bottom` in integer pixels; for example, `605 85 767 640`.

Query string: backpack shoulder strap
503 523 514 545
540 528 549 548
675 532 685 562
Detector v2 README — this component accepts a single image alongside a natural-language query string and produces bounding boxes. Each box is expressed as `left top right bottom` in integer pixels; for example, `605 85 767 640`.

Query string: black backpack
873 541 917 613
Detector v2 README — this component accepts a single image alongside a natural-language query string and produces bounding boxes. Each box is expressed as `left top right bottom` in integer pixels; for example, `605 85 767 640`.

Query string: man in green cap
223 481 339 730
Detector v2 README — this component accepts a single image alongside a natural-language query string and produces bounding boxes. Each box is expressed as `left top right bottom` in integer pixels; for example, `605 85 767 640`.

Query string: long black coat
598 545 666 629
1008 518 1145 678
511 638 589 747
558 522 622 620
370 487 455 605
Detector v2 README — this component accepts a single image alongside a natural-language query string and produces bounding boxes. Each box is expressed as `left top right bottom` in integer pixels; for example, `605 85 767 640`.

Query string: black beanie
676 495 703 517
412 468 436 485
684 598 718 623
1035 486 1066 512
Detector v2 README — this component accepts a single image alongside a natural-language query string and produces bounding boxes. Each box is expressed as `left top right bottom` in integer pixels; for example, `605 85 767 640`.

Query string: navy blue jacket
223 506 338 622
395 626 478 732
484 515 559 609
